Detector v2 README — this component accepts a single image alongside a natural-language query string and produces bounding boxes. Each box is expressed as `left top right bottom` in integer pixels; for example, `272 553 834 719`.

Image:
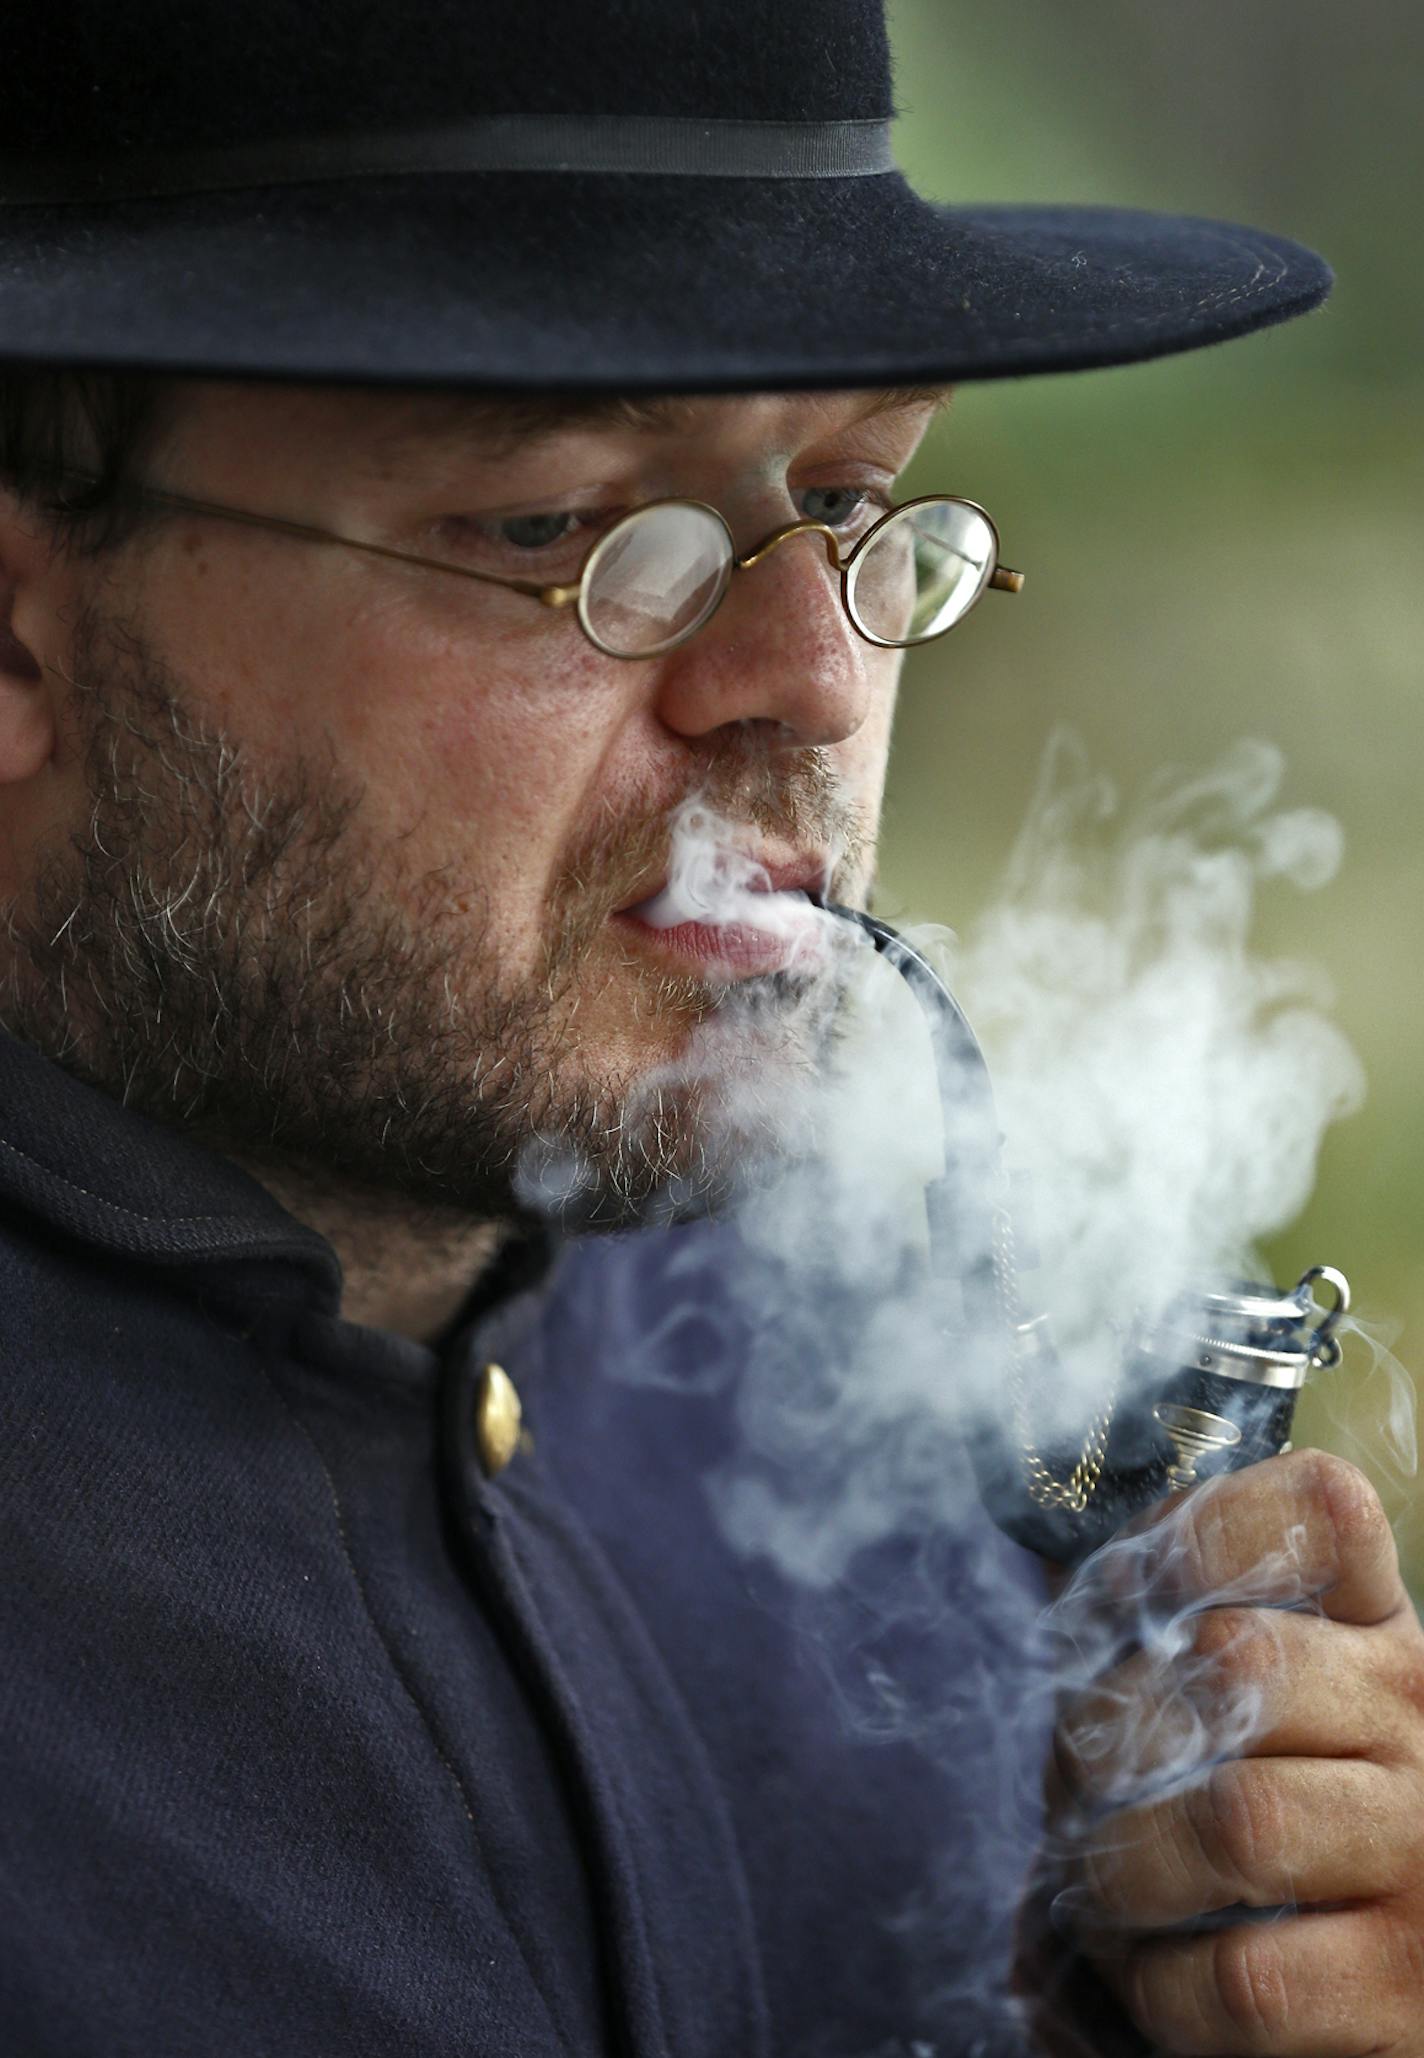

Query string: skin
3 380 1422 2050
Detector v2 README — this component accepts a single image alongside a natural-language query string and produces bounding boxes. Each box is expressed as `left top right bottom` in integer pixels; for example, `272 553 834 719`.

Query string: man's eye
489 511 584 552
431 508 614 563
797 486 884 531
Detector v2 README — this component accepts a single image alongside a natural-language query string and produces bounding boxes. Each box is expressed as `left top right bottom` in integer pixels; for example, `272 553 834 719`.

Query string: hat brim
0 170 1331 389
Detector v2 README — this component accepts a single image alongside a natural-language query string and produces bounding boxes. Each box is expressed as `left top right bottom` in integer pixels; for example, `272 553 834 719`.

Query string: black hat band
0 115 898 207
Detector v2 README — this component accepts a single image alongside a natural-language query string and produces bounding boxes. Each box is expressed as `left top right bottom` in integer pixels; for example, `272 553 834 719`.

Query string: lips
615 848 834 973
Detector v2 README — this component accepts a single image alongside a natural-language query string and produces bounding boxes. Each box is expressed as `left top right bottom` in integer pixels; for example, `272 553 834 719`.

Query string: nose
649 526 879 749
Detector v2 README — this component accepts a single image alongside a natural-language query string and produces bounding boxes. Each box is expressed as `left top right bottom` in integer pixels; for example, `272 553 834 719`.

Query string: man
3 3 1424 2055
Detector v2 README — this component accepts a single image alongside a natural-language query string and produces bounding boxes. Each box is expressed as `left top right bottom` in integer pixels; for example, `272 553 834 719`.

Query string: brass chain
991 1203 1116 1514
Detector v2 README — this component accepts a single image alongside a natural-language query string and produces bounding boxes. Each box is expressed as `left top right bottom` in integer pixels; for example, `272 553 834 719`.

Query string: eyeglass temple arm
50 475 579 607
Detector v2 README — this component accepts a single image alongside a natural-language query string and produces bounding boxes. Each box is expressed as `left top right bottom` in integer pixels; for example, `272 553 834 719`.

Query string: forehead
361 385 954 467
167 378 952 481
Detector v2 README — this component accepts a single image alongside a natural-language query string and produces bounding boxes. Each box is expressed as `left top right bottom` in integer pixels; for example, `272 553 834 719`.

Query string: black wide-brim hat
0 0 1331 392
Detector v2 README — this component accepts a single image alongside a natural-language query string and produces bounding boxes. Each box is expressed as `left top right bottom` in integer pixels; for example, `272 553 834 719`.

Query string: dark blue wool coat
0 1028 1056 2057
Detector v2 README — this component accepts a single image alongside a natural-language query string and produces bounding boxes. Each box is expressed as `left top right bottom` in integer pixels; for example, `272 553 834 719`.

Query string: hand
1048 1449 1424 2056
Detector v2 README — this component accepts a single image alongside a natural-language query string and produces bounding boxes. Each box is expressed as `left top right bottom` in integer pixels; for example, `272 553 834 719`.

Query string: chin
512 974 830 1235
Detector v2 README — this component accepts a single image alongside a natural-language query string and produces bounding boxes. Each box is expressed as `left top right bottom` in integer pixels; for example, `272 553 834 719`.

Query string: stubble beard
0 597 868 1233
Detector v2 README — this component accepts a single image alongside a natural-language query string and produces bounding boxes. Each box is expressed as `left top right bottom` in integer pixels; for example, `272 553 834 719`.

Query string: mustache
544 742 870 969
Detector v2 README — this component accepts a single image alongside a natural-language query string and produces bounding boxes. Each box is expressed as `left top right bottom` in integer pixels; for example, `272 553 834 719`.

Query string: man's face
3 379 943 1225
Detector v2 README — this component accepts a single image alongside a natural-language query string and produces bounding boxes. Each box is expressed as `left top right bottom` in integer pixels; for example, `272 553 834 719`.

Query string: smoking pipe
827 905 1350 1567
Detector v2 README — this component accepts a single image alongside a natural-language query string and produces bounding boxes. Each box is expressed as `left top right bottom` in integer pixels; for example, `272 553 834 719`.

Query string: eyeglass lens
845 500 997 646
579 503 732 658
578 497 997 659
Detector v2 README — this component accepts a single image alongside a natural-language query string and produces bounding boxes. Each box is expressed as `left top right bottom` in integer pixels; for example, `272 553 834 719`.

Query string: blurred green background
879 1 1424 1562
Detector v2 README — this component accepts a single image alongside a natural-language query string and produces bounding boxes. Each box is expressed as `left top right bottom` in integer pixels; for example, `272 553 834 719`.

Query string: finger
1054 1613 1283 1810
1098 1907 1420 2057
1064 1758 1404 1932
1092 1450 1404 1627
1054 1607 1424 1809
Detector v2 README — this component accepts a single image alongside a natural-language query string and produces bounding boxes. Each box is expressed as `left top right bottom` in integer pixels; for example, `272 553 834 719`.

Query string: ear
0 493 60 786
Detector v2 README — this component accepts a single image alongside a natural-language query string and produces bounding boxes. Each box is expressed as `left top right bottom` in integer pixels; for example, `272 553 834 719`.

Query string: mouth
613 852 835 976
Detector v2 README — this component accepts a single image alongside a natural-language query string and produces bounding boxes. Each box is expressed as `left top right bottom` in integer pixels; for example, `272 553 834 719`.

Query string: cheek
367 617 637 939
135 551 636 952
834 658 900 838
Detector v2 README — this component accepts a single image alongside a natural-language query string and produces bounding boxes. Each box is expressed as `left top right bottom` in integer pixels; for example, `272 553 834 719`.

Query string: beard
0 596 870 1233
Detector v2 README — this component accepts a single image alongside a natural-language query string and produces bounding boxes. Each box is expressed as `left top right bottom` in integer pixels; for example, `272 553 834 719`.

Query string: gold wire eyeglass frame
58 477 1024 658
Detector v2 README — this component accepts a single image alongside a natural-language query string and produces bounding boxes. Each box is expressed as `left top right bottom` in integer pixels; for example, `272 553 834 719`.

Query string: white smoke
628 796 838 958
552 737 1412 2054
925 732 1366 1438
640 735 1380 1585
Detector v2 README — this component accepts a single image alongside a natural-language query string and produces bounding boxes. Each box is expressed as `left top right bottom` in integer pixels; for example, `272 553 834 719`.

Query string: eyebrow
364 383 955 473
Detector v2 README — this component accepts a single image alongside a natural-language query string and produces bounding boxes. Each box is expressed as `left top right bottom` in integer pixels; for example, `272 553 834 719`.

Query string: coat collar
0 1026 340 1293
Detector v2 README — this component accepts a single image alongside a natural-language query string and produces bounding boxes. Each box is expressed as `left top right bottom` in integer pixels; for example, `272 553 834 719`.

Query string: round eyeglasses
51 477 1023 659
561 495 1023 658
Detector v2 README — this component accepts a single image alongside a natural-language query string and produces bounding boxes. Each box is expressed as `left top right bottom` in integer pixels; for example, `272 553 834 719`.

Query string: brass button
474 1362 523 1478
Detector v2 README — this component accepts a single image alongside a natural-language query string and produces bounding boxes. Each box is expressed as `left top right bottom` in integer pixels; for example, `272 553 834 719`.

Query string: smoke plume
537 735 1412 2054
